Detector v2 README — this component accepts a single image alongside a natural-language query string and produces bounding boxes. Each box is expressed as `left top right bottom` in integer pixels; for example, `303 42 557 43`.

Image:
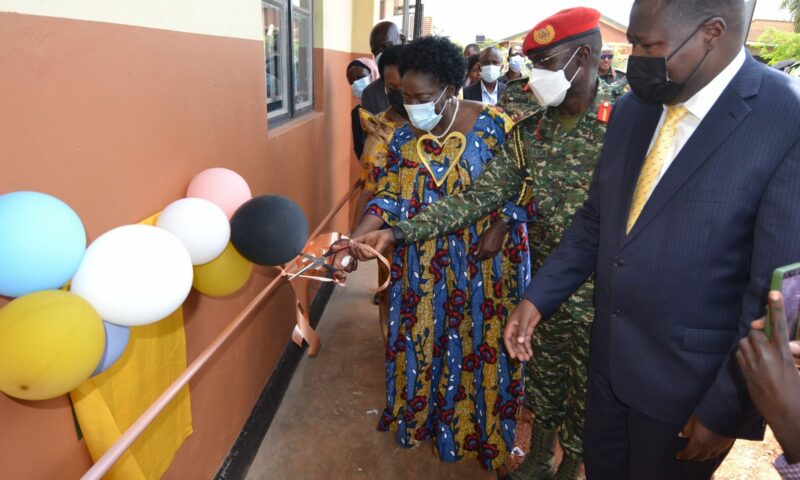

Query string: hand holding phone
766 263 800 342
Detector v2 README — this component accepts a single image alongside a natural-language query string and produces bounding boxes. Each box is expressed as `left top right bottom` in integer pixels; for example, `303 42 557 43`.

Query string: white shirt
481 80 498 105
644 48 746 197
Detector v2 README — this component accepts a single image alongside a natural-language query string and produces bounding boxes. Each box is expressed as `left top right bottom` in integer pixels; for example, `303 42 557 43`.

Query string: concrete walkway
246 262 495 480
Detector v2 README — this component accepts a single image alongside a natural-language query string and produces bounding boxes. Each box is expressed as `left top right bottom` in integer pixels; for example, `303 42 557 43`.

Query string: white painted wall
0 0 264 40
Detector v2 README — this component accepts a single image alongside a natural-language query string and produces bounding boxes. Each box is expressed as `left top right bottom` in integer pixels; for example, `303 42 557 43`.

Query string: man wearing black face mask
347 0 800 478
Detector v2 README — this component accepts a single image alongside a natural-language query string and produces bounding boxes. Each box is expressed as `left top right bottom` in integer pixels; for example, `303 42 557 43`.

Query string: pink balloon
186 168 252 218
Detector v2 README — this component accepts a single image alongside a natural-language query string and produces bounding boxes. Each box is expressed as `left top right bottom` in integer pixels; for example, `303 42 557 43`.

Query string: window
263 0 313 124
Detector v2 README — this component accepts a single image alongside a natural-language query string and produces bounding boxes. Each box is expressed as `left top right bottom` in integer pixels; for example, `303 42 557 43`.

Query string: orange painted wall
0 12 364 479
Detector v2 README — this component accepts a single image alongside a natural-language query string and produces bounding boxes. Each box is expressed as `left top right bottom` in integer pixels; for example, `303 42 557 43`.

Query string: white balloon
70 225 193 326
156 198 230 265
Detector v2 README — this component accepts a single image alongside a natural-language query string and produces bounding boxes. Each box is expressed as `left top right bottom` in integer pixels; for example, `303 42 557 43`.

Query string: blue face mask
404 88 447 131
351 76 371 99
508 55 525 73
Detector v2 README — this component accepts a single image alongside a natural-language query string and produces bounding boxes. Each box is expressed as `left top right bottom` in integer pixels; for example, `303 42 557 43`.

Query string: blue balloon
92 321 131 376
0 191 86 297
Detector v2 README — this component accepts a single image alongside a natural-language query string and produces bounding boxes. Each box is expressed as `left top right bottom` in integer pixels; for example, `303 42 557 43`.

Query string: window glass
263 0 314 124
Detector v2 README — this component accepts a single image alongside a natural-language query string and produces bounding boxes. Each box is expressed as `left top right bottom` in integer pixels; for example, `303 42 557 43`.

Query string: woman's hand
351 230 394 260
476 217 509 261
329 240 357 279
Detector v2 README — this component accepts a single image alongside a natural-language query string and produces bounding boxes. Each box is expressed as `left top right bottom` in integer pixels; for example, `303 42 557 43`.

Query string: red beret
522 7 601 56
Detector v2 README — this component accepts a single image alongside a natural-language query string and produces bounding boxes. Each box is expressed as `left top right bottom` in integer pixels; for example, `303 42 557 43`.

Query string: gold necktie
626 105 689 234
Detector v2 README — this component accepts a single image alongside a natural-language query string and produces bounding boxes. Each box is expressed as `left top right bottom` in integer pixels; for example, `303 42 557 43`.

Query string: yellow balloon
192 242 253 297
0 290 104 400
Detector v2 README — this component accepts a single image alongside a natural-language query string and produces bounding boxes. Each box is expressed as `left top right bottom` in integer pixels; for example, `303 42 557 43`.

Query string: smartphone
766 263 800 341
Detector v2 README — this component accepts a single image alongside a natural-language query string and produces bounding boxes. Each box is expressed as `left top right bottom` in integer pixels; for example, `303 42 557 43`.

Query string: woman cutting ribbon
333 36 535 471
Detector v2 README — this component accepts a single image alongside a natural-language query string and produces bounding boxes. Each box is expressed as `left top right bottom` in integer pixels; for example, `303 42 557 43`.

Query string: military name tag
527 147 547 158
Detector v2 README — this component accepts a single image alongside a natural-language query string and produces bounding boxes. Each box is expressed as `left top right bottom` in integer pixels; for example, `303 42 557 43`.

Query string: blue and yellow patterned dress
366 106 535 470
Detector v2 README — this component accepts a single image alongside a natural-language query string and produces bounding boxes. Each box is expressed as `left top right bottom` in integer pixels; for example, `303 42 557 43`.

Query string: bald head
628 0 746 104
370 21 404 56
631 0 746 43
479 46 503 67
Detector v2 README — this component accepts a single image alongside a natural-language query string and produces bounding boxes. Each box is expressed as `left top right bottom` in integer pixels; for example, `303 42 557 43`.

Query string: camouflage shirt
397 77 623 316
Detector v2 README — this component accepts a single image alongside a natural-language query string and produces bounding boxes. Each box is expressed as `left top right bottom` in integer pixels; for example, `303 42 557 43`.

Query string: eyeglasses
530 48 572 69
530 45 586 70
600 54 614 60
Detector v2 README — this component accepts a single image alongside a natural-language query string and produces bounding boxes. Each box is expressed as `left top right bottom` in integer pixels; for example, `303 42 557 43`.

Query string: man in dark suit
361 21 405 114
463 46 506 105
500 0 800 477
343 0 800 478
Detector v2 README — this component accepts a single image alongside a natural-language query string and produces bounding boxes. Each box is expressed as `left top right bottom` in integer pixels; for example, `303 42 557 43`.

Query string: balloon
70 225 193 326
192 242 253 297
156 198 230 265
0 191 86 297
186 168 252 219
0 290 104 400
230 195 308 266
92 321 131 376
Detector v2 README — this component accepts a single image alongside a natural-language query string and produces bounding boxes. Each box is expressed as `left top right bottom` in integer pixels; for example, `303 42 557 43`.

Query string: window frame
263 0 314 126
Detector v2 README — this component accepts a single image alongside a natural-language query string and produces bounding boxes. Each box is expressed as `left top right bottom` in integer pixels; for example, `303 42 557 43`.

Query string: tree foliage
781 0 800 32
758 28 800 65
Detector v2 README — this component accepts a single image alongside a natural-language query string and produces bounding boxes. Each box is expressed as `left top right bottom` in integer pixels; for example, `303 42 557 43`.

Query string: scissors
287 252 343 281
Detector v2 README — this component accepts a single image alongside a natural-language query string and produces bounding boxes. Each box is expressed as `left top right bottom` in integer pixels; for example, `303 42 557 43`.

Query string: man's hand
736 291 800 463
677 415 735 462
351 229 395 260
476 218 509 261
503 299 541 361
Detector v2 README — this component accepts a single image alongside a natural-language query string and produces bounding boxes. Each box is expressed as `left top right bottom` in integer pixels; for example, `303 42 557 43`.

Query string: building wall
0 0 377 478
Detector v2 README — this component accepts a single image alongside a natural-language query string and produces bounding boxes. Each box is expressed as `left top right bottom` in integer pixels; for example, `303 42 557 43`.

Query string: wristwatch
392 226 406 245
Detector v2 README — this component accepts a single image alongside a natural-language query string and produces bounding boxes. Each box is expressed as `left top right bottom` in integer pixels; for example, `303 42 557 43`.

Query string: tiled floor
246 262 495 480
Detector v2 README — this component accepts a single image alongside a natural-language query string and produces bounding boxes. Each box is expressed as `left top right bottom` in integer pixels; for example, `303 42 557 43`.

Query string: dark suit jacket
525 54 800 439
361 77 389 115
351 105 365 159
463 80 506 104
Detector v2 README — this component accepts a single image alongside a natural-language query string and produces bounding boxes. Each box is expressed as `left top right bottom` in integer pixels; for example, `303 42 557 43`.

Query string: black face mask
627 19 712 104
387 88 407 118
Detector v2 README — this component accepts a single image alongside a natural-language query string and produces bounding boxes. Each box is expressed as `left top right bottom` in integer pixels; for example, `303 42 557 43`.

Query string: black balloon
230 195 309 266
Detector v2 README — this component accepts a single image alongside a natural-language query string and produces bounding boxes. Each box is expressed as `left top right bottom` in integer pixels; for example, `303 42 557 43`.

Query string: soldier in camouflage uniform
342 8 624 480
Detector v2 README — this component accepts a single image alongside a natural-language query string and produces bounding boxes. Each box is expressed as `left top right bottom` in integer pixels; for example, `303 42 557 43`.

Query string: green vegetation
757 28 800 65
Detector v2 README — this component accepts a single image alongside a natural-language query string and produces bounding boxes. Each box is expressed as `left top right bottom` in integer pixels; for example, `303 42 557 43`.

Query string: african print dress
366 106 535 470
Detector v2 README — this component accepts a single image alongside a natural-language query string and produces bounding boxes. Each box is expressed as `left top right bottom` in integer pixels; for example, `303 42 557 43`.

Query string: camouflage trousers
524 294 593 458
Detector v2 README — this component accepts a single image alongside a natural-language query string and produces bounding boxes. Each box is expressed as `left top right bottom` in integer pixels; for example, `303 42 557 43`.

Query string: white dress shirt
481 80 499 105
644 48 746 197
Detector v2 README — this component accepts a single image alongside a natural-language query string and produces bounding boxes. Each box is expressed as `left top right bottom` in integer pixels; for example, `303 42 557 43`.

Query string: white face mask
351 75 371 99
480 65 502 83
405 88 448 131
527 47 582 107
508 56 525 73
374 51 383 66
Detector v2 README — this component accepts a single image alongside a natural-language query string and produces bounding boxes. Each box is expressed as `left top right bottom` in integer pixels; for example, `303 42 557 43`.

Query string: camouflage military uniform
397 78 623 460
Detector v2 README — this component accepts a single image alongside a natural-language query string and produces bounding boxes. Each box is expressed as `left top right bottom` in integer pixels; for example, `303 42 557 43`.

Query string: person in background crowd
362 21 405 114
465 53 482 87
351 45 407 230
352 44 409 326
738 292 800 480
333 35 536 472
500 44 526 84
463 46 507 105
464 42 480 59
347 57 380 159
597 44 626 86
